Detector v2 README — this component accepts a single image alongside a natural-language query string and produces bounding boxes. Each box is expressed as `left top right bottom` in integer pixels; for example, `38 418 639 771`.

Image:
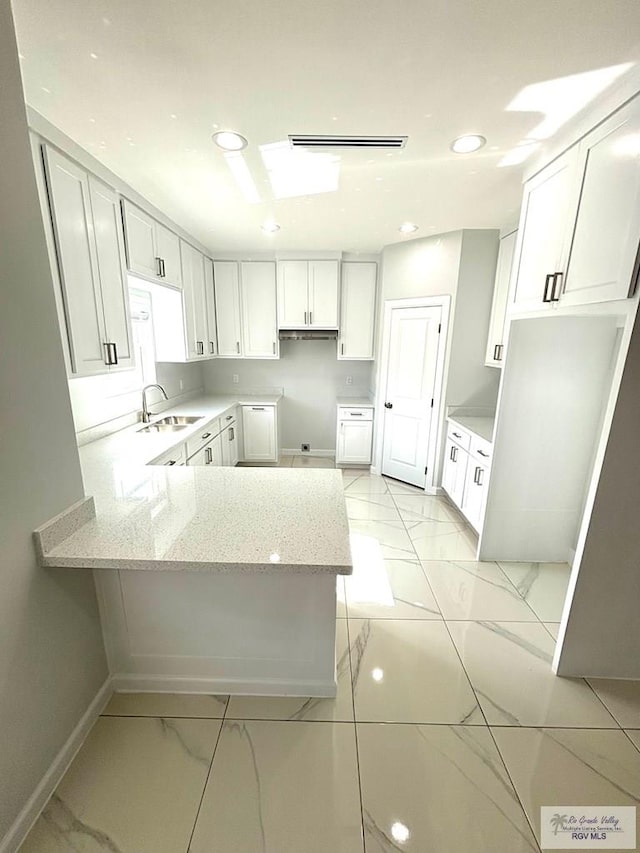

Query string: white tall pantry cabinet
239 262 278 358
339 262 377 360
213 262 243 356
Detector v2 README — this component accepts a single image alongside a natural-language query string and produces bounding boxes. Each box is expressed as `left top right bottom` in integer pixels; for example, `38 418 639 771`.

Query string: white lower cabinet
242 405 278 462
188 434 222 467
336 406 374 464
442 421 492 533
221 422 239 467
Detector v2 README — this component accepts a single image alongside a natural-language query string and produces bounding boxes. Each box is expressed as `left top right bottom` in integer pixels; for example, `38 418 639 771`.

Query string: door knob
384 402 393 409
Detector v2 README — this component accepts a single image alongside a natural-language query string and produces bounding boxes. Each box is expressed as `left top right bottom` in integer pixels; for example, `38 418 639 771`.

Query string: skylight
259 140 340 199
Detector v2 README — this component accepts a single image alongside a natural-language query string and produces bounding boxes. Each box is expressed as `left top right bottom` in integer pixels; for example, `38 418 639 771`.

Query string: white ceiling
11 0 640 253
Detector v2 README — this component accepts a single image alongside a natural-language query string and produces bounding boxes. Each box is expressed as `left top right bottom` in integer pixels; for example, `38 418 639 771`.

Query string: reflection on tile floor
21 471 640 852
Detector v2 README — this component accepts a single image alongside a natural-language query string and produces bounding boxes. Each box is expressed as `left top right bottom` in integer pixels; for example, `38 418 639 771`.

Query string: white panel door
337 420 373 464
442 439 467 509
181 243 207 359
122 200 158 279
214 261 243 356
155 222 182 288
204 257 218 356
485 229 517 366
511 149 579 311
308 260 339 327
277 260 308 327
562 98 640 306
242 406 277 461
240 261 278 358
88 176 134 370
339 262 377 360
43 146 107 375
382 306 441 488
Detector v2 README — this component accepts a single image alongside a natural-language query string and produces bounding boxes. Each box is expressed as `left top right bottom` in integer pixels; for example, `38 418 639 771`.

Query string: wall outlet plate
301 443 310 452
232 374 239 384
346 376 353 385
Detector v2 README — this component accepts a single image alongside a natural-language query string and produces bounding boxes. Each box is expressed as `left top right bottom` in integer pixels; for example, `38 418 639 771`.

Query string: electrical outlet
301 443 310 452
232 374 239 384
346 375 353 385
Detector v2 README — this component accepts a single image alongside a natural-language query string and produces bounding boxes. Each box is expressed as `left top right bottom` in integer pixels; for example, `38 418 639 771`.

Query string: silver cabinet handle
350 412 363 416
493 344 504 361
542 273 554 302
252 407 265 411
450 446 458 462
205 447 213 464
236 341 240 353
309 311 313 324
477 449 489 458
272 342 276 354
473 466 485 485
551 271 563 302
304 311 307 324
226 415 233 420
452 432 462 439
104 342 118 365
209 341 215 355
202 432 212 439
197 341 204 355
111 343 118 365
160 258 166 278
155 257 163 277
229 427 234 441
341 343 344 355
103 343 111 365
166 459 177 466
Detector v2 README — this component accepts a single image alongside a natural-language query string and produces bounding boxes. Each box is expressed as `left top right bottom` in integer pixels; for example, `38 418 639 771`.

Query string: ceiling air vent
288 135 407 150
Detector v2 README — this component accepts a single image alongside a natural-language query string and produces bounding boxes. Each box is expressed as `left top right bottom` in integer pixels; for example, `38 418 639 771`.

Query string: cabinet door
88 176 134 370
240 261 278 358
485 230 517 366
221 424 239 466
339 262 377 360
204 257 218 356
308 260 339 327
122 200 158 279
43 146 108 375
337 420 373 464
155 222 182 288
214 262 243 356
442 439 467 510
461 460 488 532
181 243 208 359
562 98 640 306
277 260 308 327
242 406 277 461
210 434 223 466
511 149 579 311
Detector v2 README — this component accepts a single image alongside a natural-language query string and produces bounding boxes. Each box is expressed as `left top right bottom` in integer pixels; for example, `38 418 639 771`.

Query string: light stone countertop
37 394 353 576
448 415 495 444
336 396 374 408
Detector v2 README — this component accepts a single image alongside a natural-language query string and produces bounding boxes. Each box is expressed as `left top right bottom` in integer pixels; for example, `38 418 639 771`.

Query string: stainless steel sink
153 415 204 425
137 423 189 434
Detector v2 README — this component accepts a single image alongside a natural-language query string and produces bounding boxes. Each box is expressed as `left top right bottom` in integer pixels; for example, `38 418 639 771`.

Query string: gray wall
0 2 108 842
203 341 373 451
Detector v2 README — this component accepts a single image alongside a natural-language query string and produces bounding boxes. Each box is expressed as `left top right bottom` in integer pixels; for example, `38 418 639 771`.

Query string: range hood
279 329 338 341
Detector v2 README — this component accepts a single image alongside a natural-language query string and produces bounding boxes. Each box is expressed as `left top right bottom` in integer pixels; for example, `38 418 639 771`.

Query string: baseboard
111 674 337 698
0 677 113 853
280 448 335 458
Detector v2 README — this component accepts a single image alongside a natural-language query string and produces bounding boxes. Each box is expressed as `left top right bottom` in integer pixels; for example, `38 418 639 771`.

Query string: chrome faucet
141 384 168 423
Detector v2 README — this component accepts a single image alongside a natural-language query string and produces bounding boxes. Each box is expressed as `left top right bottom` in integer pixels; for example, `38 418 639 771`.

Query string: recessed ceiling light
450 134 486 154
89 52 98 60
261 220 280 233
399 222 419 234
212 130 248 151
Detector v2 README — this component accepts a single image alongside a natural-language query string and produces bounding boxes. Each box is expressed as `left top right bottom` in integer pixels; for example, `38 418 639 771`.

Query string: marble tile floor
21 469 640 852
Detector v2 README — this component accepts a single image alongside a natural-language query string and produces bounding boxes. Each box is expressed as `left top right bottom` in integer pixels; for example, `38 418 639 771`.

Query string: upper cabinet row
512 96 640 312
122 200 182 288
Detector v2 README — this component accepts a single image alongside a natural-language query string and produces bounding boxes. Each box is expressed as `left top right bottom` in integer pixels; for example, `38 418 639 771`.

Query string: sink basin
137 423 189 434
153 415 204 425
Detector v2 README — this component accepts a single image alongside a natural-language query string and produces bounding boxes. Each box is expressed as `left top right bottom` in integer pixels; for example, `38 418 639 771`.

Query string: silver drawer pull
477 449 489 458
452 432 462 439
226 415 233 420
350 412 363 416
166 460 177 466
252 407 265 411
202 432 212 439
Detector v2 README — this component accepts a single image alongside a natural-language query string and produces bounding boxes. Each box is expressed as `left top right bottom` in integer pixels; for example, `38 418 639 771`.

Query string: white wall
0 2 108 843
203 341 372 451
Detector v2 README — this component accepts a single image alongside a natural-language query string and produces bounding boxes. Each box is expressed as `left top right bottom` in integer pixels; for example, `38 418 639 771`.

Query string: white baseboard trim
111 674 337 698
280 448 335 458
0 678 113 853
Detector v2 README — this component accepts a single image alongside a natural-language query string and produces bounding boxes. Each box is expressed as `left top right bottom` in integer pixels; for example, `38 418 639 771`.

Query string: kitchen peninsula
34 395 352 698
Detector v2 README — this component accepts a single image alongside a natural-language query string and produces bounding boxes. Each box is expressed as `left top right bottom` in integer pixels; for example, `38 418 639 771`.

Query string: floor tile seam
100 713 227 720
353 720 624 729
184 710 227 853
622 730 640 755
581 679 624 729
485 724 543 852
344 605 367 850
492 563 547 623
386 486 425 563
440 616 490 729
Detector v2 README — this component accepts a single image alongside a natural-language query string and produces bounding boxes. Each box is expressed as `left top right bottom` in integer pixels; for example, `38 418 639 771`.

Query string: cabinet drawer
338 406 373 421
447 423 471 451
470 435 492 464
220 407 237 427
149 443 186 467
186 418 221 459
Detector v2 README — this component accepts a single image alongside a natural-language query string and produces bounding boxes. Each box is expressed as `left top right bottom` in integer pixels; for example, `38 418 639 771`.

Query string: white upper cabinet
308 260 339 327
561 97 640 306
339 261 377 360
511 148 579 311
43 145 132 375
277 260 339 328
240 262 278 358
181 242 208 359
122 199 182 288
485 229 517 367
511 94 640 313
214 261 243 356
204 257 218 357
